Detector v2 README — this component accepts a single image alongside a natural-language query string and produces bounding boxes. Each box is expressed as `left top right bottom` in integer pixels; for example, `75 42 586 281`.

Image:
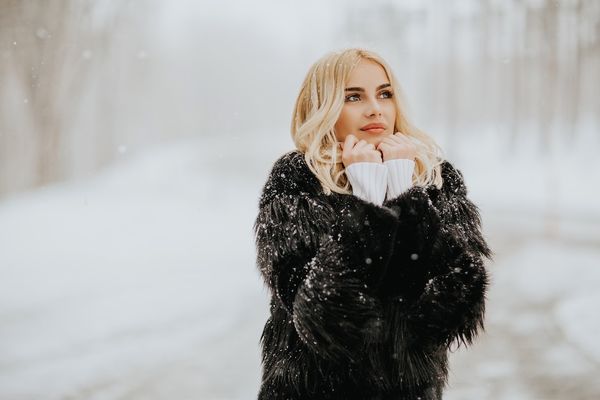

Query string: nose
365 97 382 117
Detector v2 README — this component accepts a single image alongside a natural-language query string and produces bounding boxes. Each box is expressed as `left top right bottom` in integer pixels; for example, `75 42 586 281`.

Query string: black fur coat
253 151 492 400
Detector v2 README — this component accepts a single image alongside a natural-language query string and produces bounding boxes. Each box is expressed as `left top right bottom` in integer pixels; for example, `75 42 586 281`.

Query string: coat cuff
345 162 388 206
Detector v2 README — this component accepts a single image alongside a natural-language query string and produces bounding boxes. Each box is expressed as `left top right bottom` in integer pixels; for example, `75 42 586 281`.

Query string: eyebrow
345 83 391 92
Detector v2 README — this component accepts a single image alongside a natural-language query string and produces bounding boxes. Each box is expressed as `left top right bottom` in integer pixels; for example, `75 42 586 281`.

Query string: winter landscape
1 134 599 399
1 1 599 399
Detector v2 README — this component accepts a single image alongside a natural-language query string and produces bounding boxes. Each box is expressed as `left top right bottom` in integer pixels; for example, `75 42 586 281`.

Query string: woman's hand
340 134 382 167
376 132 417 162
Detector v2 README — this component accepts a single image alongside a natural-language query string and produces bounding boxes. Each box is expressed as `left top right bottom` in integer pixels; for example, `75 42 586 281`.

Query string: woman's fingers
342 136 383 166
376 141 390 151
390 133 417 147
380 137 398 146
390 132 412 144
342 135 359 157
377 132 417 161
355 139 372 150
354 140 365 149
342 132 416 166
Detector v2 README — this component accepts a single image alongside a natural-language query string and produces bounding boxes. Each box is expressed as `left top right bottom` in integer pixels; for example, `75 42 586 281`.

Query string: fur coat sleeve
381 161 493 348
253 151 492 364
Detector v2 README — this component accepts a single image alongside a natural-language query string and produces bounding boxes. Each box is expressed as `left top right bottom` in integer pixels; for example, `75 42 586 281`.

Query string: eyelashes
379 90 394 99
344 90 394 102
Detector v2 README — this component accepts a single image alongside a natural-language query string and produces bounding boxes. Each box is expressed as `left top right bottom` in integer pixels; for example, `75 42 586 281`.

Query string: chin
363 137 382 146
360 132 392 146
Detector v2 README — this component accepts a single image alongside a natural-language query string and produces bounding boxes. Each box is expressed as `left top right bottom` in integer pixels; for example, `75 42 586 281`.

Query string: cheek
334 116 345 141
385 104 397 120
335 109 351 132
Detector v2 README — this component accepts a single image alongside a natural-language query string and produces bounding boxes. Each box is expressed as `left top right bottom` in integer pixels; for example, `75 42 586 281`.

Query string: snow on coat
253 150 493 400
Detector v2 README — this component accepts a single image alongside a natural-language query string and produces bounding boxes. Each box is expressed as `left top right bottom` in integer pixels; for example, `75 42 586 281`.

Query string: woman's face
334 59 397 146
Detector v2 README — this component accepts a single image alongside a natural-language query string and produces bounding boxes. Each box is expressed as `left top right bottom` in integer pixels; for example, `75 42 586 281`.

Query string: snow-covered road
445 214 600 400
1 137 598 399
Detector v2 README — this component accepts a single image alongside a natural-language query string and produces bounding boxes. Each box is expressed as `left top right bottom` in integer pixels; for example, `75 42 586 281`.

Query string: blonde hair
291 48 444 195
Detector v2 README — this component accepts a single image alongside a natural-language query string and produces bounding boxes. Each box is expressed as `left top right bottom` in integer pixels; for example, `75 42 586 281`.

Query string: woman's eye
345 94 360 102
379 90 394 99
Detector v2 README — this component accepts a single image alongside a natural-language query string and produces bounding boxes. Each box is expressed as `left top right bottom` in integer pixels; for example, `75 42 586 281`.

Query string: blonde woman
253 48 493 400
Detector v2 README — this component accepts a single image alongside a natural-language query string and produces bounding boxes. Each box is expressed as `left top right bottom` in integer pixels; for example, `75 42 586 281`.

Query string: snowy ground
0 136 599 399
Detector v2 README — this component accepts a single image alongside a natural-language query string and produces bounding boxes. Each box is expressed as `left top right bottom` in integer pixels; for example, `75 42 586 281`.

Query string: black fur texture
253 151 493 400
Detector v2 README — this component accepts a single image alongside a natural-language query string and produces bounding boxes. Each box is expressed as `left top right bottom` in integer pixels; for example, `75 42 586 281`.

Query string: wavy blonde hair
291 48 444 195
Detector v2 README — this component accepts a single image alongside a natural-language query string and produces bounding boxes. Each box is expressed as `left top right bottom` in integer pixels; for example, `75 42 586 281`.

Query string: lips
360 123 386 130
360 123 386 133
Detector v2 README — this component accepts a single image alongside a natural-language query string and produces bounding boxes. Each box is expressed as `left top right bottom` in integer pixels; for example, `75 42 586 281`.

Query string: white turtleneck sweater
345 159 415 206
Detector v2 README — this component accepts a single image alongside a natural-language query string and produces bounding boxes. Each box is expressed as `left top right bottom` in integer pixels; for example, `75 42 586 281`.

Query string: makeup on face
334 60 396 146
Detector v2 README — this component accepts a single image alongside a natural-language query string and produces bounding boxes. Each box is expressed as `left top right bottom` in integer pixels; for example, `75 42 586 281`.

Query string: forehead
346 59 389 86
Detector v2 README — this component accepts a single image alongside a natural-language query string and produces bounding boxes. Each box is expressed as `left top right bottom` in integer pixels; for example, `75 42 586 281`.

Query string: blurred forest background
1 0 599 196
1 1 600 399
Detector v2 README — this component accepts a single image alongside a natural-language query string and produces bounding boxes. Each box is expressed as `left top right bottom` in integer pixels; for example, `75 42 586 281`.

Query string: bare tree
2 0 78 185
0 1 138 195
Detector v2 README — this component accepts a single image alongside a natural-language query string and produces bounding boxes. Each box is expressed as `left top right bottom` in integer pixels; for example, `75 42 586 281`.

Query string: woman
253 48 493 400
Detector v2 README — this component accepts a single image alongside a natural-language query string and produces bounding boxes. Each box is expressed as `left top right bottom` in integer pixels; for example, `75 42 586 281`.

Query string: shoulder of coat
259 150 321 205
439 159 467 196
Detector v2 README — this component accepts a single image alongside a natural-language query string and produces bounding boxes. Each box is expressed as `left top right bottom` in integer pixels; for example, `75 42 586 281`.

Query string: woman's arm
381 161 493 347
254 152 399 363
